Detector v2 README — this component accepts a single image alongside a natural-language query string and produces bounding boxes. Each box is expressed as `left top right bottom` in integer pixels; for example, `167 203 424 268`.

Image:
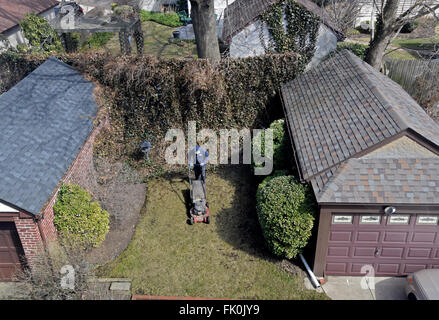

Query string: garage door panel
383 232 408 243
381 247 404 258
351 263 374 274
329 231 352 242
353 247 376 257
356 231 380 242
403 264 427 274
0 250 16 263
376 263 400 275
327 247 350 258
407 247 432 258
325 262 347 274
411 232 436 243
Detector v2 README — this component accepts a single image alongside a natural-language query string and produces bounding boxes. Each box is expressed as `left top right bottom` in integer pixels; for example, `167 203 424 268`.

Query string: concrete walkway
0 282 28 300
320 276 407 300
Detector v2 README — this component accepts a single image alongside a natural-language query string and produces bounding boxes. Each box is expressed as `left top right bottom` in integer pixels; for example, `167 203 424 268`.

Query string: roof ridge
343 50 409 132
344 51 439 151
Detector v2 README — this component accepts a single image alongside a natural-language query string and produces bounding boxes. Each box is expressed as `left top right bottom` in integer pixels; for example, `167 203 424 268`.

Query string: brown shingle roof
222 0 344 45
315 158 439 204
281 50 439 182
0 0 59 33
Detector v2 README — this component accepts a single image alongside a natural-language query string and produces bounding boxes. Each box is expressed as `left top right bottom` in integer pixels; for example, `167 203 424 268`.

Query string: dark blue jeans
194 164 206 181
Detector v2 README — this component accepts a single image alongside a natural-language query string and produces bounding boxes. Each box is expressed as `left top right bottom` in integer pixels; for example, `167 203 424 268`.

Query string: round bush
256 175 315 259
53 184 110 248
337 42 369 60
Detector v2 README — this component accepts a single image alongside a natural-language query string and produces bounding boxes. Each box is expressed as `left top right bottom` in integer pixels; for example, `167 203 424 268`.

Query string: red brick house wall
13 115 109 264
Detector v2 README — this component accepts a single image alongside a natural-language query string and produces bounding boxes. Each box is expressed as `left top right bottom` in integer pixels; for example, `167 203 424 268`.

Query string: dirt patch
84 158 147 265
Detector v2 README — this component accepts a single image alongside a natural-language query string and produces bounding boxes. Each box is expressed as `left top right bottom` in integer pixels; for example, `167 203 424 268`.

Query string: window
416 215 438 225
332 215 353 224
360 215 381 224
388 215 410 225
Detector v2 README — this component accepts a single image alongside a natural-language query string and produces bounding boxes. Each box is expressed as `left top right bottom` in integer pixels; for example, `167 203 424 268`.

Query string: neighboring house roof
0 57 97 215
222 0 344 45
0 0 59 33
281 50 439 183
316 158 439 204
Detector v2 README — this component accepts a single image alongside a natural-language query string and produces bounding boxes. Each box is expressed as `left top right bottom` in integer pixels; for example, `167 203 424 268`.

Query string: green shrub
256 175 315 259
140 10 183 27
53 184 110 248
337 42 369 60
401 21 419 33
253 119 289 172
347 28 360 36
19 13 63 53
82 32 114 50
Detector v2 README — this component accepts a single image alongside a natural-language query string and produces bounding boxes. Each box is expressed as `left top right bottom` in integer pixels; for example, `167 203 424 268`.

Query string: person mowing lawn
188 144 209 182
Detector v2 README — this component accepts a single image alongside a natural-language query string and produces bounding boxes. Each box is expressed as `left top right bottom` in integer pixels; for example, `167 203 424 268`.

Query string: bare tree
323 0 363 34
190 0 221 61
365 0 439 70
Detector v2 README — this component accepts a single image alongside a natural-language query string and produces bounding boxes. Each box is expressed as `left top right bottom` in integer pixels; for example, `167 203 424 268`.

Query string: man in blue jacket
188 144 209 182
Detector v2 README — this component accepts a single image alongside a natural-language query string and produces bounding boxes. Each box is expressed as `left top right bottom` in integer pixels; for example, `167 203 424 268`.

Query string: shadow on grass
211 165 278 262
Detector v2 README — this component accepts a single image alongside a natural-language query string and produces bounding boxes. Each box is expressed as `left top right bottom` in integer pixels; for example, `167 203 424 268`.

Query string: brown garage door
325 213 439 276
0 223 25 281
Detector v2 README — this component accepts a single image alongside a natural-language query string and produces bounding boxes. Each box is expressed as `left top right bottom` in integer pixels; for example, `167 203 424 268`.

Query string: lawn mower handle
188 164 192 185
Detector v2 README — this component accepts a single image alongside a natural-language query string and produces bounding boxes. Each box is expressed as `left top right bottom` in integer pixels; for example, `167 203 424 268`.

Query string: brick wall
14 217 43 263
15 115 110 263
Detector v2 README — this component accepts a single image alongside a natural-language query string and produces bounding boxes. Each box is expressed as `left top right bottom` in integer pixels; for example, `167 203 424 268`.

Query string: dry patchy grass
100 166 327 300
103 21 197 58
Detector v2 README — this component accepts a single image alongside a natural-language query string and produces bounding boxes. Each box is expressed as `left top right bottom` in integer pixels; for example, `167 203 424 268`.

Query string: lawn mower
188 165 210 225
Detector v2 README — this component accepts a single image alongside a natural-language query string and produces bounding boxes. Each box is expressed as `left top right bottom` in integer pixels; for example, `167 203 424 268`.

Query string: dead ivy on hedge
0 51 308 164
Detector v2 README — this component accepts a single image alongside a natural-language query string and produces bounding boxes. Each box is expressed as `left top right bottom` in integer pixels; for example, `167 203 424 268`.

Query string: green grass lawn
140 10 183 27
99 167 327 300
392 37 439 51
385 48 418 60
100 21 197 58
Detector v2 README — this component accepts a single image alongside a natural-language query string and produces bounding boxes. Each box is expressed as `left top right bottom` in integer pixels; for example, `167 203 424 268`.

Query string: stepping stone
110 281 131 291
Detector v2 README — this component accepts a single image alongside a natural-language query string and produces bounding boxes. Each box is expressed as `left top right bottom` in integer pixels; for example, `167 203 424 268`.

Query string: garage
281 51 439 277
0 223 25 281
326 213 439 276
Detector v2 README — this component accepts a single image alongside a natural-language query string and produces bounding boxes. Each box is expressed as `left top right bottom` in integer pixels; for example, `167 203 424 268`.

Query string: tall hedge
0 52 309 161
53 184 110 248
253 119 289 172
256 175 315 259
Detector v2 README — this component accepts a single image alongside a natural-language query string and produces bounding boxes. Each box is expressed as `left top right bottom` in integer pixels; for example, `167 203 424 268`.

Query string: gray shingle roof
222 0 344 45
282 50 439 182
315 158 439 204
0 57 97 215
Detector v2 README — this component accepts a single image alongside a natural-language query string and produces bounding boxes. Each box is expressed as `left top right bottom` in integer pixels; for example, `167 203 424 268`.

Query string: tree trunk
190 0 221 61
365 0 400 70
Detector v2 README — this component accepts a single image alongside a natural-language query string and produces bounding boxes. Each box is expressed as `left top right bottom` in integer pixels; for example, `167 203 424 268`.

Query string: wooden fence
384 58 439 97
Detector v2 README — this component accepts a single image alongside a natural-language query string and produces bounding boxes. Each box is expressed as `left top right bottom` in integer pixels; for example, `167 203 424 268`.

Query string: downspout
299 253 321 289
